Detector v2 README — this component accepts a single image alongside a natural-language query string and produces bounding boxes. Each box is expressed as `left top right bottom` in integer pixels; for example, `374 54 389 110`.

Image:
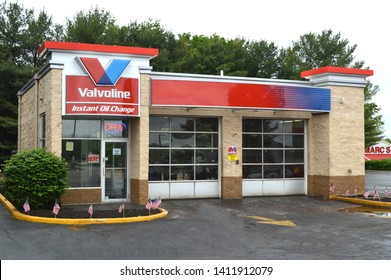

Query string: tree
364 82 384 147
245 39 279 78
0 1 55 164
277 29 384 145
64 6 117 44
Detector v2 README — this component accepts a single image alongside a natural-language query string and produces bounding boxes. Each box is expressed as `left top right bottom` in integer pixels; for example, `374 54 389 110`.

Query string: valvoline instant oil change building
17 41 373 205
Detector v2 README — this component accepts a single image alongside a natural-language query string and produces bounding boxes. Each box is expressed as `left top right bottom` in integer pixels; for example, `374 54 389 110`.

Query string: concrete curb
329 194 391 208
0 193 168 225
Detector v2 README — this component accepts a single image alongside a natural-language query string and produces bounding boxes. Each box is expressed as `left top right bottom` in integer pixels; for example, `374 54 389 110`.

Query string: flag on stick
345 188 350 196
145 198 153 215
373 190 380 201
88 204 93 218
118 202 125 217
23 199 30 214
53 200 60 217
363 191 369 199
354 188 358 197
154 196 162 209
384 187 389 197
329 183 335 194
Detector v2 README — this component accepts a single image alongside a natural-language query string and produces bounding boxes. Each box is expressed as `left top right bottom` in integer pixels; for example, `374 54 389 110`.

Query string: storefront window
243 119 305 179
62 119 128 188
149 116 219 181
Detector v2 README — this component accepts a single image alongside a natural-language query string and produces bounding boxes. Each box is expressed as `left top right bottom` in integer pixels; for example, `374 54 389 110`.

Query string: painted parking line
248 215 296 227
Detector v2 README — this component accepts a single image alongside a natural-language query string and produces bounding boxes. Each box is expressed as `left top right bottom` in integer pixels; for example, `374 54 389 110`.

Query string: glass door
103 141 128 201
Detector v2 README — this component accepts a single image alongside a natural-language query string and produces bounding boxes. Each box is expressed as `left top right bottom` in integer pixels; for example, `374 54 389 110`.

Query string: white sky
16 0 391 137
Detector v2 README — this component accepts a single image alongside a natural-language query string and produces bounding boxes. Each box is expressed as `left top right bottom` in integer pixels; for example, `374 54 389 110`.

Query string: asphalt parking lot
1 194 390 260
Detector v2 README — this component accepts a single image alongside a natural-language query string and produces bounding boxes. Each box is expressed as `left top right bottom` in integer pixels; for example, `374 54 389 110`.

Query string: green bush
2 148 68 210
365 159 391 171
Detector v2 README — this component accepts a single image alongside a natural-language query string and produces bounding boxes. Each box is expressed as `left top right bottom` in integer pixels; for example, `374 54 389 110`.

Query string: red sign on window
87 154 100 163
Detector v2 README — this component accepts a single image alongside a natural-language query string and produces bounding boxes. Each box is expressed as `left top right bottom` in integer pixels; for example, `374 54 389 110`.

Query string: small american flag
23 199 30 213
384 187 389 197
329 184 335 193
145 198 153 210
354 188 358 196
154 196 162 209
53 201 60 216
363 191 369 198
118 202 125 213
345 188 350 196
88 204 93 216
373 190 379 200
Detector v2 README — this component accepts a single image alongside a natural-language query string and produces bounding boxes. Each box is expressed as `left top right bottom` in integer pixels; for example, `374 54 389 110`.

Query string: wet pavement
1 195 391 260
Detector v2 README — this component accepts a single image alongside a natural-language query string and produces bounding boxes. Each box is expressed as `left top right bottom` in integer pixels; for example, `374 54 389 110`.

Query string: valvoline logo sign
76 57 130 86
65 56 139 116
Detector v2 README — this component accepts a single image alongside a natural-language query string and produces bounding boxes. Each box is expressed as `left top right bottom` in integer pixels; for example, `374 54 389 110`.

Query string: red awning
364 154 391 161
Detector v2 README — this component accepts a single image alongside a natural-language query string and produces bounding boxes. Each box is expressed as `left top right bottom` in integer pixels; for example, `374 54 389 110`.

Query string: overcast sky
16 0 391 138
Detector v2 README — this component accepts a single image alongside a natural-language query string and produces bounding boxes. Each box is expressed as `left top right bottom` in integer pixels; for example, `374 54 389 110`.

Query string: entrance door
102 141 128 201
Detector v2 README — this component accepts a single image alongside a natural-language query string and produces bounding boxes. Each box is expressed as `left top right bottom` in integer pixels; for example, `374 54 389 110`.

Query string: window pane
148 166 169 181
149 132 170 147
243 134 262 148
62 119 101 138
263 119 283 133
243 165 263 179
62 139 101 188
171 166 194 180
285 150 304 163
263 134 283 148
171 149 194 164
243 150 262 163
196 149 218 163
196 117 218 132
284 120 304 133
196 133 218 147
171 117 194 131
285 164 304 178
150 116 170 131
285 135 304 148
263 150 283 163
264 165 283 178
172 133 194 147
196 165 218 180
149 149 169 164
243 119 262 132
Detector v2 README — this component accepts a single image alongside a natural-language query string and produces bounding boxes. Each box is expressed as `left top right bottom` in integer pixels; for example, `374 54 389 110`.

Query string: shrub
365 159 391 171
2 148 68 210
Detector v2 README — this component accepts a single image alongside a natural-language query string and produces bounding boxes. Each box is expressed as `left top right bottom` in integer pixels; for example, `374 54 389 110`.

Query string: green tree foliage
364 82 384 147
2 148 68 210
64 6 118 44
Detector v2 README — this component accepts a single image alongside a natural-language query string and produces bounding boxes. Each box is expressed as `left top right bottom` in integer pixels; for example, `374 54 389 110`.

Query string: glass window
263 150 283 163
171 117 194 131
263 119 283 133
264 165 283 178
263 134 283 148
243 119 262 132
196 150 218 164
284 120 304 133
149 166 169 181
243 165 263 179
171 149 194 164
62 119 101 138
171 166 194 180
149 149 169 164
243 134 262 148
62 139 101 188
285 150 304 163
150 116 170 131
149 132 170 147
243 150 262 163
149 116 219 182
171 133 194 148
196 133 218 148
243 119 305 179
196 117 218 132
196 165 218 180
